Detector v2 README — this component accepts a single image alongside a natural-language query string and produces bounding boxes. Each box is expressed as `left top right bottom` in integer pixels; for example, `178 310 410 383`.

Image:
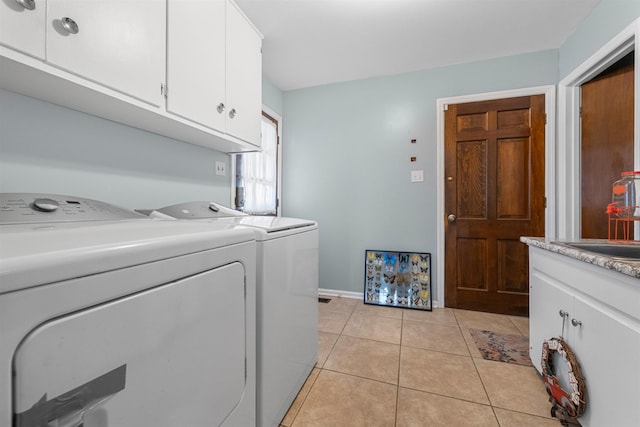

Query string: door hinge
544 197 547 208
161 83 168 99
544 113 547 124
443 104 449 111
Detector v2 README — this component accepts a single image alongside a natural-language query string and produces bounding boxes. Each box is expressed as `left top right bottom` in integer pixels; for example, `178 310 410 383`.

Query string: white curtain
239 115 278 214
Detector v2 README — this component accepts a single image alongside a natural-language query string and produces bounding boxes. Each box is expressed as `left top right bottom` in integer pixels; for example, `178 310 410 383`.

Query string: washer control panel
0 193 144 224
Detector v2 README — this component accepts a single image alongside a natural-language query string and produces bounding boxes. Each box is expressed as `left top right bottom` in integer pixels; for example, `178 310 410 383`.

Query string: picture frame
364 249 432 311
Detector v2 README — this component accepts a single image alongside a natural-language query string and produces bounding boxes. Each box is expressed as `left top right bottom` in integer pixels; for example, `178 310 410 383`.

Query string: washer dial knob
33 198 60 212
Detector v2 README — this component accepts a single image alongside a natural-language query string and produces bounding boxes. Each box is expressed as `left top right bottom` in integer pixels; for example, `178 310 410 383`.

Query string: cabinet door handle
228 108 237 119
559 309 569 318
571 318 582 327
15 0 35 10
216 103 225 114
61 17 79 35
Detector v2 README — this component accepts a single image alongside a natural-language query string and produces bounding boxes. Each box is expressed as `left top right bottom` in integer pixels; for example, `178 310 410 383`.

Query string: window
233 110 281 215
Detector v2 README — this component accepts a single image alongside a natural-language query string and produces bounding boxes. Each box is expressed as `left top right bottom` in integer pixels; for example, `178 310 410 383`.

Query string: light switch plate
411 170 424 183
215 161 226 176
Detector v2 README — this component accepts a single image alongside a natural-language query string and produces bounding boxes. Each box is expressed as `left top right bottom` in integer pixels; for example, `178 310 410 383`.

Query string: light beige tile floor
280 296 557 427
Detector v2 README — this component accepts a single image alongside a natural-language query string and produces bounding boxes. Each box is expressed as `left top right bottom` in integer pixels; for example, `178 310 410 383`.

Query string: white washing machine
0 194 256 427
149 201 319 427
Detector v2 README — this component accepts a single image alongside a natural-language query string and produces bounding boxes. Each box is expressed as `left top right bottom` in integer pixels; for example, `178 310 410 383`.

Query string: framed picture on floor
364 250 432 311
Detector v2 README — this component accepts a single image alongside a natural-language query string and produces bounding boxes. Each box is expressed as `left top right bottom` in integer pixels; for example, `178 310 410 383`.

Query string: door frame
435 85 556 309
558 18 640 241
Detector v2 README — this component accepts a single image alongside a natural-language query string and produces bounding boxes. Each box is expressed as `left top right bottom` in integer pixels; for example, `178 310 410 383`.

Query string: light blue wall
0 79 284 210
262 77 284 116
0 89 231 210
282 50 558 300
559 0 640 79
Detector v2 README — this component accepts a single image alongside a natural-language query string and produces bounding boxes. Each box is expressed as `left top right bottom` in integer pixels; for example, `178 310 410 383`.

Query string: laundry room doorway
440 93 547 316
580 52 635 239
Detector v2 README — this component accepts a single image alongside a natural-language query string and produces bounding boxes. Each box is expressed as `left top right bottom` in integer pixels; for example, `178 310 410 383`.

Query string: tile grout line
395 310 405 427
453 309 502 424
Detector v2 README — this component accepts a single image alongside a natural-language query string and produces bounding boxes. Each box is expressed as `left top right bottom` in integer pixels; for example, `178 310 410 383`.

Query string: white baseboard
318 288 362 300
318 287 442 308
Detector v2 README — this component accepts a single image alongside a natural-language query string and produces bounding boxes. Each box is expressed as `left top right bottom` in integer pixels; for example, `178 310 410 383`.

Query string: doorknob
447 214 457 223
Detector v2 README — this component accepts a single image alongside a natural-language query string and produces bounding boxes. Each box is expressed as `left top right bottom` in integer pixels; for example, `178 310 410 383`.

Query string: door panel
497 137 529 218
497 238 528 293
456 140 487 218
445 95 545 316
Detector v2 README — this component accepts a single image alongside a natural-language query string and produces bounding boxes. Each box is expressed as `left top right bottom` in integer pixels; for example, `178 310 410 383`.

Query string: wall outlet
215 161 226 176
410 170 424 183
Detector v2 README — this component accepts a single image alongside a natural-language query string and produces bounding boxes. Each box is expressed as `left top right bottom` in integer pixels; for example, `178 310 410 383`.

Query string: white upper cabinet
0 0 46 59
225 0 262 146
46 0 166 106
0 0 261 152
167 0 227 131
167 0 262 147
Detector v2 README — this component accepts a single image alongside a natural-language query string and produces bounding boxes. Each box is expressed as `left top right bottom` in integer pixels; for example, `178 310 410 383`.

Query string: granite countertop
520 237 640 279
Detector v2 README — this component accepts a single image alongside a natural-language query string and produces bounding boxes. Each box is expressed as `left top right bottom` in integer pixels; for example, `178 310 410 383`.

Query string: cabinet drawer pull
61 17 79 35
216 103 225 114
571 318 583 327
228 108 237 119
15 0 35 10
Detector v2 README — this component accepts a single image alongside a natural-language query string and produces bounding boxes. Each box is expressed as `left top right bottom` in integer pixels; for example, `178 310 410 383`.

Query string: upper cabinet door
0 0 46 59
46 0 166 106
225 0 262 146
166 0 226 130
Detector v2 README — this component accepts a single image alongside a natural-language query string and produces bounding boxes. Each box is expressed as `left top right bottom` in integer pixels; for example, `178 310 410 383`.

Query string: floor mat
469 329 532 366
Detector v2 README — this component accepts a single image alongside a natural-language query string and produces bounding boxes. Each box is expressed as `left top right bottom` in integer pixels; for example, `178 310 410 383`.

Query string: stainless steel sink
554 241 640 260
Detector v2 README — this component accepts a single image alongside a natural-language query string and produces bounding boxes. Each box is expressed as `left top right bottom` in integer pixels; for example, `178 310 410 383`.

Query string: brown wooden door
444 95 545 316
581 53 634 239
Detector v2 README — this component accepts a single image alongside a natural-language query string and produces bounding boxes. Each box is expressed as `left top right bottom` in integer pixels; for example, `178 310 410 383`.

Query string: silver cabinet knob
447 214 456 223
16 0 35 10
61 17 79 34
228 108 237 119
216 103 225 114
559 310 569 318
571 318 582 327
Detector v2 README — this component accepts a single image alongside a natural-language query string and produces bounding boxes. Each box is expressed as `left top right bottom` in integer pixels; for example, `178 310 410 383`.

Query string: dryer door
14 262 247 427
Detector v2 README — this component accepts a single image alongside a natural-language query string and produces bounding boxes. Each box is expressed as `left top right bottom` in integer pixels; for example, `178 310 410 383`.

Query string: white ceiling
235 0 602 91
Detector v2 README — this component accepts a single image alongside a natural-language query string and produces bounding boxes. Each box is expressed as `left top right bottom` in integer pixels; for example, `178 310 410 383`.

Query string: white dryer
150 201 319 427
0 194 256 427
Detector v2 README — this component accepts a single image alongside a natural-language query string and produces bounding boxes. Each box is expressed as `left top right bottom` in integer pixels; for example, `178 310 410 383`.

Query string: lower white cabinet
529 247 640 427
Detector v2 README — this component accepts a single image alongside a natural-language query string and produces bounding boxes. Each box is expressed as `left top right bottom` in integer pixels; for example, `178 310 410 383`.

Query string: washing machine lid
0 219 255 294
225 216 317 233
150 201 248 219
